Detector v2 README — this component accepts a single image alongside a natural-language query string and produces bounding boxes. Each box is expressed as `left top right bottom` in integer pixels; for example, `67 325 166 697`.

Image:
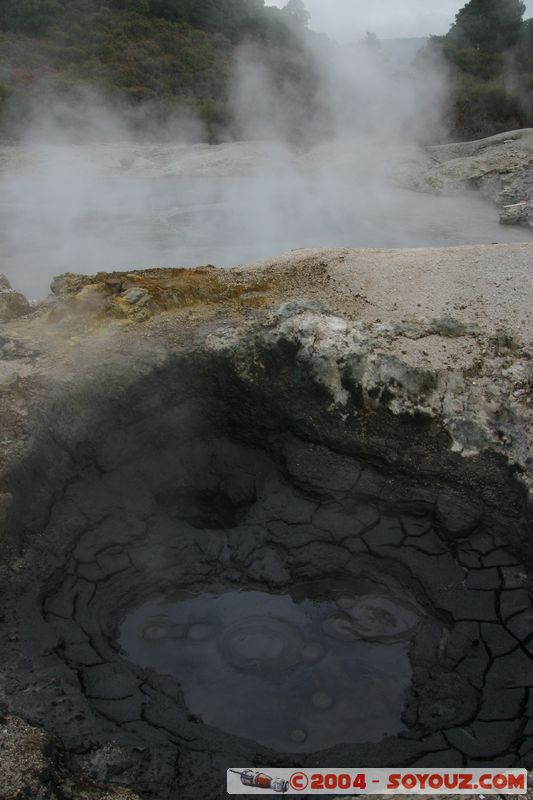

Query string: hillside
0 0 317 140
1 0 533 143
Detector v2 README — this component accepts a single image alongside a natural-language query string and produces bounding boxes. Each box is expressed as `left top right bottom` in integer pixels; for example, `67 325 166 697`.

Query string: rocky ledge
416 128 533 229
0 243 532 798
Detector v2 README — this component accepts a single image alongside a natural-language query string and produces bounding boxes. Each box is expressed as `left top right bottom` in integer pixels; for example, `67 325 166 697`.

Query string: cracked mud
1 355 532 799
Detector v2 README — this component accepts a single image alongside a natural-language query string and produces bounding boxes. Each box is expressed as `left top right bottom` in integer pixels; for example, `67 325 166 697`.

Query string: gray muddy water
119 582 421 752
1 170 531 298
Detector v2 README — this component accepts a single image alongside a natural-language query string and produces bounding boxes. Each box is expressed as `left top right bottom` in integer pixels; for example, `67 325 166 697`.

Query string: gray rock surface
0 274 31 323
417 129 533 228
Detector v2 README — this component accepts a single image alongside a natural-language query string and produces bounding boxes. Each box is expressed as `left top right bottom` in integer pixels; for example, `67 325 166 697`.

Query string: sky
269 0 533 41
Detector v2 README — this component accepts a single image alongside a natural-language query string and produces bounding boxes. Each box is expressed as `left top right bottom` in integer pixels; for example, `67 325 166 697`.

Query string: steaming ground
0 140 531 298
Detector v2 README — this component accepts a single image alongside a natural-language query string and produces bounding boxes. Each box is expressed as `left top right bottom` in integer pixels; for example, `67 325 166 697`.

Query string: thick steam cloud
0 24 527 298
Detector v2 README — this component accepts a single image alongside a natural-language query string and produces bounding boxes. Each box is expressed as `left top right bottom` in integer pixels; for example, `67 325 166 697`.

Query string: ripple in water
118 582 422 752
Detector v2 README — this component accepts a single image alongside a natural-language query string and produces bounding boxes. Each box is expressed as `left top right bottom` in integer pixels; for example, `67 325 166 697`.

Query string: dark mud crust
0 337 532 800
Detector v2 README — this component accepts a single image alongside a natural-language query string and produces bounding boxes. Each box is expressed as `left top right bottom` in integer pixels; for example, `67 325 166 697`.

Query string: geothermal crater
1 247 532 799
1 348 529 799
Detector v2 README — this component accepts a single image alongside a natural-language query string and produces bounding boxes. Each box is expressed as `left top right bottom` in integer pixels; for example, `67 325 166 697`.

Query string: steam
5 86 208 145
232 33 447 144
0 20 528 299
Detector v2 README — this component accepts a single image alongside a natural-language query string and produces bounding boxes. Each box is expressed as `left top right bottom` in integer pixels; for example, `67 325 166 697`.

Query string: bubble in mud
323 594 420 642
322 613 358 642
312 691 334 710
220 616 302 670
347 595 419 641
142 622 168 641
336 596 356 610
143 625 166 640
290 728 307 744
141 614 190 641
301 642 324 663
187 623 214 642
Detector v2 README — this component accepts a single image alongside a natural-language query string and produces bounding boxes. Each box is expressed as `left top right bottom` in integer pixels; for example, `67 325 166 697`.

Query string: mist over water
0 31 531 298
1 154 531 299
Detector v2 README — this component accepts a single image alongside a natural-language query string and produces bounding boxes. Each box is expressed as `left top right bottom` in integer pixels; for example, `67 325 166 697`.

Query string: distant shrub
450 77 528 138
441 41 503 79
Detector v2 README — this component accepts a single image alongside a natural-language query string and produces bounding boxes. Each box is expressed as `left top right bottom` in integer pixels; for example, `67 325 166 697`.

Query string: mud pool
119 583 420 752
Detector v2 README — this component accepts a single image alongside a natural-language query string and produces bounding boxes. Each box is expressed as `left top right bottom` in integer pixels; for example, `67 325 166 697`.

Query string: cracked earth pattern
1 399 532 798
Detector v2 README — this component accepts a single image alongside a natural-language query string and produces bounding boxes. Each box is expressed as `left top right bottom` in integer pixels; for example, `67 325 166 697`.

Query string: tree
125 0 149 12
282 0 310 28
145 0 186 21
364 31 380 50
448 0 526 53
0 0 64 34
515 17 533 70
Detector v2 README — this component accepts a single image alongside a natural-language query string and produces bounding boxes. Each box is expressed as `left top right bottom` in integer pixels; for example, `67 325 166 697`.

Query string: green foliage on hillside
431 0 533 139
448 0 526 52
0 0 308 39
0 0 315 139
3 0 531 143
